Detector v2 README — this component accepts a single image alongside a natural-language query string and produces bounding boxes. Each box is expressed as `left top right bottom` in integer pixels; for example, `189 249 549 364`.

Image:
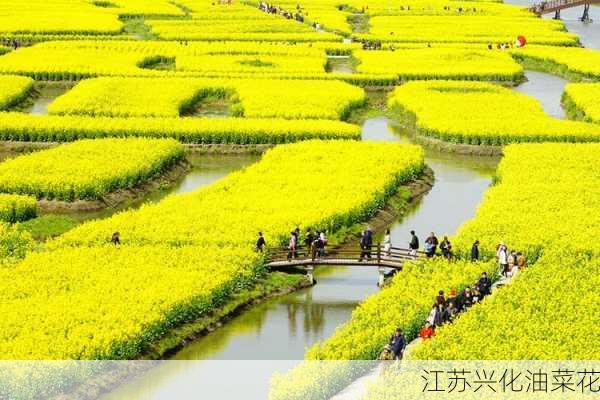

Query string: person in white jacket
496 241 509 277
383 229 392 257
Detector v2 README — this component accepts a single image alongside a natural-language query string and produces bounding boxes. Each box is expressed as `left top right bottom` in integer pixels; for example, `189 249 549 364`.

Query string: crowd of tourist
379 237 528 360
258 2 308 23
1 38 20 50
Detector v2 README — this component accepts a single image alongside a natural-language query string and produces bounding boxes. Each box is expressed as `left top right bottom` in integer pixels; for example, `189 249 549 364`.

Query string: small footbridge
265 245 425 286
529 0 599 21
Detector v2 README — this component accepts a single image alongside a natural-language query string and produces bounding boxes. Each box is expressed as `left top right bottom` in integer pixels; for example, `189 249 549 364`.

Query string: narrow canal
516 71 568 118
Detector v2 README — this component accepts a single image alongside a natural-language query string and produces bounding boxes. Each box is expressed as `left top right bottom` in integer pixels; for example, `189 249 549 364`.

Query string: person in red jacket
419 323 435 340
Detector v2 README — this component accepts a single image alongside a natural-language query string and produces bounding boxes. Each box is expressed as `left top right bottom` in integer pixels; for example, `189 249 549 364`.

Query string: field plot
0 75 33 109
0 40 338 79
146 16 339 42
355 48 523 81
97 0 185 18
0 141 424 359
389 80 600 144
0 194 37 223
0 0 123 38
350 0 529 16
511 45 600 80
363 16 577 46
47 77 365 120
0 138 184 201
563 83 600 123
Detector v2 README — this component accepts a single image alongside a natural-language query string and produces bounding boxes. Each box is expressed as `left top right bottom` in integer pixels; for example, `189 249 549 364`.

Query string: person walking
364 227 373 259
409 230 419 257
312 233 322 258
111 232 120 246
497 241 509 277
440 236 452 259
358 230 366 261
389 328 406 360
287 231 297 260
360 227 373 260
470 240 480 261
255 232 266 252
434 303 445 327
383 229 392 257
319 231 327 249
316 232 326 257
304 228 314 256
448 288 457 306
426 303 438 326
425 232 439 257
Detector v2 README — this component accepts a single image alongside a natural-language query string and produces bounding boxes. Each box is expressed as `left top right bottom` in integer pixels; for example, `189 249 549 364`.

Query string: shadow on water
102 117 499 400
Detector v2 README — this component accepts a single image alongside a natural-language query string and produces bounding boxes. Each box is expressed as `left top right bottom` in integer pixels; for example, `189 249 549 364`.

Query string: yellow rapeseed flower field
0 112 361 143
563 83 600 123
396 144 600 361
364 16 577 46
0 194 37 223
0 40 332 79
0 75 33 110
47 77 366 120
0 138 184 201
0 0 123 36
389 80 600 144
452 143 600 258
356 49 523 81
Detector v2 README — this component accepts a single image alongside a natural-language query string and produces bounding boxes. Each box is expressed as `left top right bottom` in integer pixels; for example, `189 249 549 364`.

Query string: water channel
87 6 598 397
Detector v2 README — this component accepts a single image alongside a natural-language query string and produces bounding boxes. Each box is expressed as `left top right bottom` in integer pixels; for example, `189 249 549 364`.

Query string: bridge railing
529 0 587 14
266 244 425 264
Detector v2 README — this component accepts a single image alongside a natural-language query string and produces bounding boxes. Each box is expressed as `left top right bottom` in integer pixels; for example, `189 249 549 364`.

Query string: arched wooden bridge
266 245 425 286
529 0 598 20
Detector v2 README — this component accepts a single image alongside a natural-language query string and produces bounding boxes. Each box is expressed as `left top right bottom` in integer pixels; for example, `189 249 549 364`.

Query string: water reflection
25 84 73 115
172 264 379 361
